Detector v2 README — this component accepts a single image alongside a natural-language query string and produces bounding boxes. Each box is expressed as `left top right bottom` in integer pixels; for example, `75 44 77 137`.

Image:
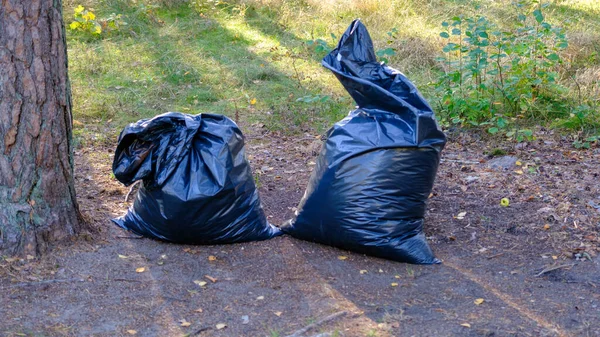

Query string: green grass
65 0 600 140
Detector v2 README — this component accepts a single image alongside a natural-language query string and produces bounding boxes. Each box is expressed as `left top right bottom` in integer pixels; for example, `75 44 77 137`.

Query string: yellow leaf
127 330 137 335
26 255 35 260
500 198 510 207
216 323 227 330
474 298 484 305
74 5 85 14
135 267 145 273
250 98 257 105
391 283 399 287
179 319 191 327
83 11 96 21
69 21 81 30
337 255 348 260
552 255 558 260
543 224 550 230
193 280 207 287
394 275 400 279
515 170 524 175
359 270 368 274
460 323 471 328
516 161 522 166
94 25 102 34
208 255 217 261
118 254 128 259
274 311 282 317
456 211 467 220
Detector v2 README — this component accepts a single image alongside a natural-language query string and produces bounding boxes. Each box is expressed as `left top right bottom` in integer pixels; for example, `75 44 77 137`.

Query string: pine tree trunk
0 0 83 256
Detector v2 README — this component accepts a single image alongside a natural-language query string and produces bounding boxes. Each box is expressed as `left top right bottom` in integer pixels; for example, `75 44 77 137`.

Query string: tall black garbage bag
112 112 281 244
281 20 446 264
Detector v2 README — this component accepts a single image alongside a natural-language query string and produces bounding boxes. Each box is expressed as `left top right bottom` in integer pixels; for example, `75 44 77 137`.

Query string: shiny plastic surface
281 20 446 264
112 112 281 244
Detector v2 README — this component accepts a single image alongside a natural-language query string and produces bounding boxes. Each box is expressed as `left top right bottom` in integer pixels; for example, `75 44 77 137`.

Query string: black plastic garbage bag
281 20 446 264
112 112 281 244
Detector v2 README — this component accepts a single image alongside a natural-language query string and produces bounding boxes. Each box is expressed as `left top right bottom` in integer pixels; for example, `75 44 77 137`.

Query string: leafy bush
433 1 571 139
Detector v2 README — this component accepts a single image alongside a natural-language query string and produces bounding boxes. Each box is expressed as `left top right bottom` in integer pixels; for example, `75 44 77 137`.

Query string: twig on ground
285 311 347 337
116 235 144 239
441 159 480 165
125 180 141 202
188 326 211 336
4 278 84 288
535 263 577 277
486 252 505 259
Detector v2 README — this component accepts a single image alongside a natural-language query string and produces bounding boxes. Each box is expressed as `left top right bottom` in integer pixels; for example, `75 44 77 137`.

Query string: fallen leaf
552 255 558 260
26 255 35 260
250 98 257 105
516 161 522 166
338 255 348 260
274 311 283 317
193 280 208 287
474 298 484 305
179 319 191 327
500 198 510 207
194 308 203 313
4 257 18 263
394 275 400 279
127 330 137 335
461 323 471 328
135 267 146 273
543 224 550 230
515 170 524 175
205 275 217 283
256 295 264 300
379 269 384 273
216 323 227 330
456 211 467 220
359 270 368 274
118 254 129 259
208 255 217 261
391 283 399 287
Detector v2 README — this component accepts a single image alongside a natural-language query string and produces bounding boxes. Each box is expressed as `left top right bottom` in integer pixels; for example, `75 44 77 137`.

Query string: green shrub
433 1 570 139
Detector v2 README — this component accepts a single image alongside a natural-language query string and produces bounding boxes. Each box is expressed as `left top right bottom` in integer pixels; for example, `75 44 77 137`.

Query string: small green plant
306 38 329 53
376 28 398 64
573 135 599 149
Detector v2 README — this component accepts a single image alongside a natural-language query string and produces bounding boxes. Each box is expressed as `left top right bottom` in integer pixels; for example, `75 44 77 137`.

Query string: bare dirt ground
1 125 599 337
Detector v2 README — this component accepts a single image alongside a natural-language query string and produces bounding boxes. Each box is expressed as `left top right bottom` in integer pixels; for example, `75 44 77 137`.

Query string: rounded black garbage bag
112 112 281 244
281 20 446 264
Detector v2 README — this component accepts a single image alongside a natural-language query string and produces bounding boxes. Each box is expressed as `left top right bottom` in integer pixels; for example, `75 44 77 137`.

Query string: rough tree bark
0 0 83 256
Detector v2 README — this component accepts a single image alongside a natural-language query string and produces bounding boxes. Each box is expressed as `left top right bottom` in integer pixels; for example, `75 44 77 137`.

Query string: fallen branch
285 311 347 337
535 263 577 277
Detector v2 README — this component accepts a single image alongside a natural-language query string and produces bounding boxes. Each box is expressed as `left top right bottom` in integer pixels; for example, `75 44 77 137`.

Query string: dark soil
1 126 599 337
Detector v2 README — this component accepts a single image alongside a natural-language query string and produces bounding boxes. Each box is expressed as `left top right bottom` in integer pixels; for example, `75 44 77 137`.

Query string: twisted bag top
112 112 280 244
